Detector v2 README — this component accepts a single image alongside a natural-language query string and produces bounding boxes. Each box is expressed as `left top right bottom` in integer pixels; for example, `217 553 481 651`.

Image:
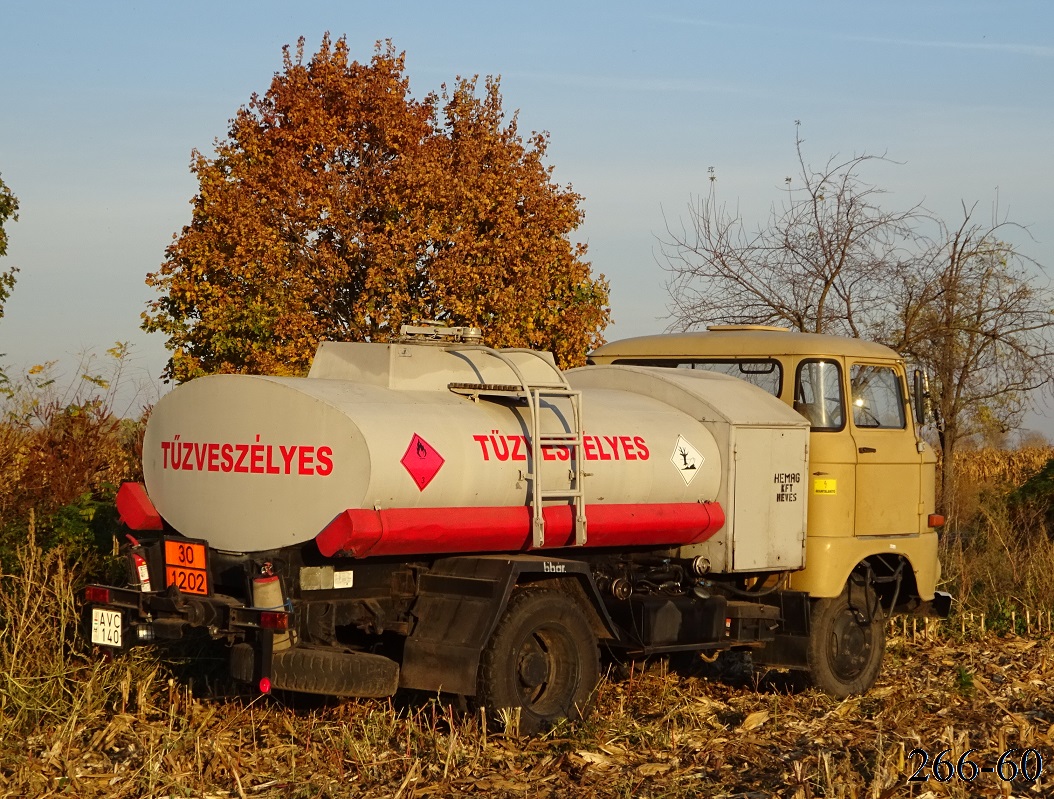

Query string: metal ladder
447 346 587 548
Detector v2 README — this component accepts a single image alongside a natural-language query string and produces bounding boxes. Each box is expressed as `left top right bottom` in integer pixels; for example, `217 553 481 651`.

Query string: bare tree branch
662 131 1054 515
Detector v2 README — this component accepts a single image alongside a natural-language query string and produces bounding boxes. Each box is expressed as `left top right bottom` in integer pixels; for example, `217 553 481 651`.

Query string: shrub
0 347 146 576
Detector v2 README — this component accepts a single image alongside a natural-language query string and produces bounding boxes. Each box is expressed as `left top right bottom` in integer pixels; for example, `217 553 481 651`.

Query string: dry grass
938 447 1054 621
0 532 136 738
1 538 1052 799
939 497 1054 623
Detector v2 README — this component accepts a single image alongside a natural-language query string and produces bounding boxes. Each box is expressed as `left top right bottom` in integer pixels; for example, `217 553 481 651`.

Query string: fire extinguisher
252 562 292 651
126 534 152 593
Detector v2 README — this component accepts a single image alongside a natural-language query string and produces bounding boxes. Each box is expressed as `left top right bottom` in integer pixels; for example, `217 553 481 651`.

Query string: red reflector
259 611 289 630
85 586 111 604
259 677 272 694
927 514 946 528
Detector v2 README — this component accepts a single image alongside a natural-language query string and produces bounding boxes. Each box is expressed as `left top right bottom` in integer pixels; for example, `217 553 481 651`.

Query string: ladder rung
525 480 584 495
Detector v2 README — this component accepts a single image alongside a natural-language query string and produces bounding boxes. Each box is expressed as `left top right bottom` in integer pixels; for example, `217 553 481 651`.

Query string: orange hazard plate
163 539 209 596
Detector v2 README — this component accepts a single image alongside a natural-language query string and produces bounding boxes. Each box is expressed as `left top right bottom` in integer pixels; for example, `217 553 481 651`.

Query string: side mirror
912 369 929 427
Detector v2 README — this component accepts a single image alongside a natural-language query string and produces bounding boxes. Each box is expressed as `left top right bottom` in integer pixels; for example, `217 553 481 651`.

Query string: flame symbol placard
401 434 445 491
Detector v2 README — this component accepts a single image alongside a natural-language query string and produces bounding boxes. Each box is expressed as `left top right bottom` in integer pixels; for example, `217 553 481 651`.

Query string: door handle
858 446 877 454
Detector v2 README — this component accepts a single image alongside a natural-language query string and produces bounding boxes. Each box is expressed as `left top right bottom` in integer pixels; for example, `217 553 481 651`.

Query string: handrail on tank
445 344 570 393
444 345 547 395
445 343 587 548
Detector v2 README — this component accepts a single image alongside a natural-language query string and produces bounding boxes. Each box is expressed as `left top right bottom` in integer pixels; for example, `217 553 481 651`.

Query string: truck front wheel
477 587 599 734
806 581 885 699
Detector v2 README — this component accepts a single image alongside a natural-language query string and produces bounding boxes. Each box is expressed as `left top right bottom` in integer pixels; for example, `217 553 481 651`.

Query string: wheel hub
518 650 550 688
829 611 872 679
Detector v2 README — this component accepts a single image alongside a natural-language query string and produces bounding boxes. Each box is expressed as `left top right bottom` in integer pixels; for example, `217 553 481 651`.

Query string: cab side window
795 359 844 431
849 365 906 429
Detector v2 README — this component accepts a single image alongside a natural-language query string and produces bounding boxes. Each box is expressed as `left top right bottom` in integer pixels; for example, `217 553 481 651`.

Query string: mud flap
749 590 811 670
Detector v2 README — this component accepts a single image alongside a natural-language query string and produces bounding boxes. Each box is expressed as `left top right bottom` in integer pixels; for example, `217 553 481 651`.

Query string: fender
788 532 941 601
399 554 615 696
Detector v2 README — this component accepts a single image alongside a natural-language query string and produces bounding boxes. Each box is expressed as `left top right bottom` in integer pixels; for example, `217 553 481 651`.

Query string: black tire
229 643 398 698
806 581 885 699
272 647 399 697
477 587 599 734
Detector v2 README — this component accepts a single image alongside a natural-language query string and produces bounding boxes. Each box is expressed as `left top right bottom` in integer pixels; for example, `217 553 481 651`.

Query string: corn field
949 446 1054 489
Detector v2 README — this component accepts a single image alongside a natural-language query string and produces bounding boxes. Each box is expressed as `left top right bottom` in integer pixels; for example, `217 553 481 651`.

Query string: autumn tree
145 36 609 382
663 130 1054 516
0 173 19 389
0 173 17 323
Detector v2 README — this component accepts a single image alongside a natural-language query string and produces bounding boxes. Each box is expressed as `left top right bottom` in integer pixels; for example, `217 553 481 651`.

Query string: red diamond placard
401 434 445 491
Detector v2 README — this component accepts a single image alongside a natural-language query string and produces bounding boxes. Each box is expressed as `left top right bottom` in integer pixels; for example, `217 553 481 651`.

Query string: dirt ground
4 627 1052 799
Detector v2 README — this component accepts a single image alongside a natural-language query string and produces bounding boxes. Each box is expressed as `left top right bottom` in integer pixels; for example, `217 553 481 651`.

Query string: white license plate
91 608 123 647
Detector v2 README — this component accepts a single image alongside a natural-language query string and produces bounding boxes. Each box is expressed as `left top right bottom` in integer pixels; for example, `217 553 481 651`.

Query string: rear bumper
84 584 287 649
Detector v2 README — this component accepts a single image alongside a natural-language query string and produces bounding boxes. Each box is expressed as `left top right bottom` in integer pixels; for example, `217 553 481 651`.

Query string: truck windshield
612 358 782 396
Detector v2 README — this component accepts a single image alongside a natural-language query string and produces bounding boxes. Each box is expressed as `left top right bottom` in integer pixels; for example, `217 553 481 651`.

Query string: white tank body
143 342 808 562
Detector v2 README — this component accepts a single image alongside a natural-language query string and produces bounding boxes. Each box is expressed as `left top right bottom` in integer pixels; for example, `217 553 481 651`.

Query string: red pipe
315 502 724 558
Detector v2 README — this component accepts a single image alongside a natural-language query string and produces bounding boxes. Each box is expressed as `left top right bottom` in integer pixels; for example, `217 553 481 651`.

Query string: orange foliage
145 36 609 382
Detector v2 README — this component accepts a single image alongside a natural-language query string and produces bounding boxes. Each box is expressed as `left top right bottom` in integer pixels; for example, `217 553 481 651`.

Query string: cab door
793 358 858 539
849 363 924 536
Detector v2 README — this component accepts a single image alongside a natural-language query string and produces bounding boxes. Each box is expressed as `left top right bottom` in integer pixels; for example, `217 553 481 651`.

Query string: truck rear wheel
806 582 885 699
477 587 599 734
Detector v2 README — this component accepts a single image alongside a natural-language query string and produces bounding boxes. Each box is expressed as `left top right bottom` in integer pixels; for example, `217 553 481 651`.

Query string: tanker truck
85 324 950 733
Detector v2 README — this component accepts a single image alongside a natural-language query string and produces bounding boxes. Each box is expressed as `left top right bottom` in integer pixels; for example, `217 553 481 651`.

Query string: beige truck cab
590 325 949 694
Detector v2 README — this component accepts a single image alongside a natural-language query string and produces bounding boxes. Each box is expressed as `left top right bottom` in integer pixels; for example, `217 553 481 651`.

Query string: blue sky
2 1 1053 424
